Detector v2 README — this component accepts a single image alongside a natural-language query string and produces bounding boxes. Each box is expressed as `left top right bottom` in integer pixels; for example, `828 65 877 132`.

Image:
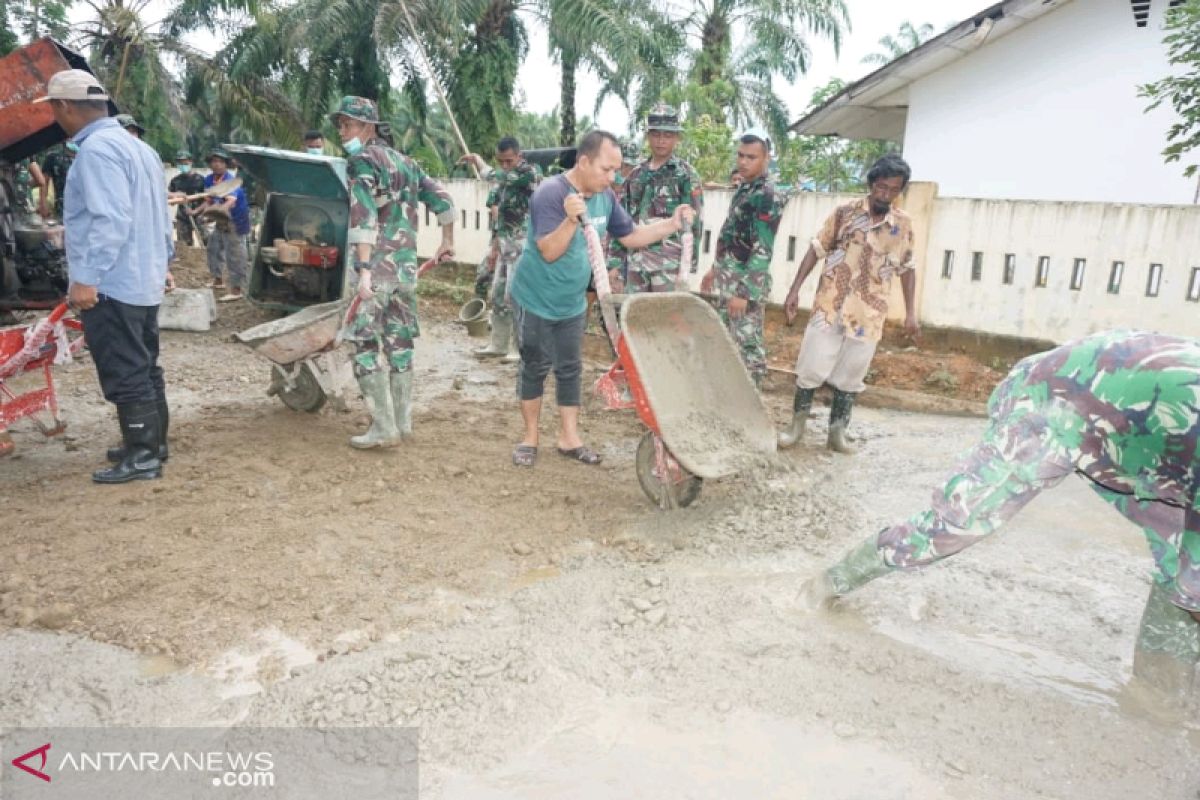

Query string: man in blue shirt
508 129 694 468
197 148 250 302
37 70 172 483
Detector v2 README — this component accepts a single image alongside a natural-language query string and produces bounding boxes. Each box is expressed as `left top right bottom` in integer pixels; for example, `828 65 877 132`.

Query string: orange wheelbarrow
0 302 86 456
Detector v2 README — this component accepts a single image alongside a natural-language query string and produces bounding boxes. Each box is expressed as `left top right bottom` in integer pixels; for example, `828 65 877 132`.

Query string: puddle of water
511 566 561 589
437 697 952 800
207 628 318 699
873 618 1119 706
139 654 183 678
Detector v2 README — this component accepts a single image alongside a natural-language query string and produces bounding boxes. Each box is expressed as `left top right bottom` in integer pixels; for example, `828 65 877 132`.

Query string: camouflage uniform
167 150 206 247
610 156 703 293
474 158 540 314
343 135 455 377
41 146 74 218
712 173 783 381
826 330 1200 680
13 159 36 214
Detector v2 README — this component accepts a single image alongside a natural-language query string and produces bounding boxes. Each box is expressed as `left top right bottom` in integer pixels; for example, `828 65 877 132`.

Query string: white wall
419 179 1200 343
923 196 1200 340
903 0 1196 205
418 179 860 307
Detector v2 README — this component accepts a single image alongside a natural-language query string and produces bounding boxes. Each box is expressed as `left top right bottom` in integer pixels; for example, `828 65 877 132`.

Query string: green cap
175 149 192 161
116 113 145 134
207 147 231 163
645 102 682 133
620 139 641 166
329 95 380 125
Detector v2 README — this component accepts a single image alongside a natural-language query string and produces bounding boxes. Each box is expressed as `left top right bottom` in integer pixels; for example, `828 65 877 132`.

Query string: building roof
789 0 1073 140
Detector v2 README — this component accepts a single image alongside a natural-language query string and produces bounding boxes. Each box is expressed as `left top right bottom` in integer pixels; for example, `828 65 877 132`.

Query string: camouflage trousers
873 377 1200 671
718 298 767 382
474 236 524 318
343 279 419 377
626 242 684 294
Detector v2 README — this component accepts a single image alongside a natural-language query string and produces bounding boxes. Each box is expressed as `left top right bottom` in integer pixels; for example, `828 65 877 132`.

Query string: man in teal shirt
509 129 694 468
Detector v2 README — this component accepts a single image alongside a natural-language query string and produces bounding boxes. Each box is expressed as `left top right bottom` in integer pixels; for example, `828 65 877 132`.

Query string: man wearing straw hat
333 95 455 449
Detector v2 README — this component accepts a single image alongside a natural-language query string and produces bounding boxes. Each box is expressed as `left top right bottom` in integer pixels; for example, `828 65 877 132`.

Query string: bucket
458 298 489 338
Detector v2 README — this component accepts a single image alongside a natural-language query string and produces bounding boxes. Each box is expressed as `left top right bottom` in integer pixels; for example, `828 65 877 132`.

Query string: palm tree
447 0 527 153
683 0 849 139
538 0 683 145
861 21 935 66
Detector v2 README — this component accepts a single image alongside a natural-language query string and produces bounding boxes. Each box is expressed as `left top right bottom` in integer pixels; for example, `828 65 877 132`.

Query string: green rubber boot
389 370 414 438
350 372 402 449
778 387 816 449
827 389 858 454
825 533 892 595
474 312 512 358
1132 582 1200 698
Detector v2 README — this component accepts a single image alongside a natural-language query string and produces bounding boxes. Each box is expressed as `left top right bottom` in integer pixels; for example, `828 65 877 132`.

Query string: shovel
168 177 244 205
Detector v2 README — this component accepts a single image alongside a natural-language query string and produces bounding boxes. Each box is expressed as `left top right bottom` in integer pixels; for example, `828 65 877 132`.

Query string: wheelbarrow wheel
269 362 327 413
635 430 702 510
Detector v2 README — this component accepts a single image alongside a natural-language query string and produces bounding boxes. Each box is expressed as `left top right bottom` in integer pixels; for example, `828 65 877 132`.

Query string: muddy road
1 258 1196 798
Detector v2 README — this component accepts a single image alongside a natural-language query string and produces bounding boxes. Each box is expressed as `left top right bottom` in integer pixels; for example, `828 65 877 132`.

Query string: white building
791 0 1197 205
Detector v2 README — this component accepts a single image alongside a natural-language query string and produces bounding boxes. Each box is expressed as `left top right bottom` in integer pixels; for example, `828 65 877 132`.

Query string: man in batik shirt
806 330 1200 695
780 153 920 454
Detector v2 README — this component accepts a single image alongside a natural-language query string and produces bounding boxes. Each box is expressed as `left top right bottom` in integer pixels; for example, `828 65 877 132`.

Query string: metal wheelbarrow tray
235 300 353 413
619 293 776 480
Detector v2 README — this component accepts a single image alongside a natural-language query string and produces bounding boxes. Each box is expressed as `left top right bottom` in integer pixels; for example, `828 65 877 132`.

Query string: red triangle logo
12 743 52 783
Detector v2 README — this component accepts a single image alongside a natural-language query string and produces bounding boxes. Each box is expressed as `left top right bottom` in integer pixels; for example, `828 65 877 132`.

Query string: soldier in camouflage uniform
807 330 1200 695
700 129 783 386
461 138 541 361
608 104 703 294
12 158 46 216
604 140 642 287
40 143 76 218
333 96 456 449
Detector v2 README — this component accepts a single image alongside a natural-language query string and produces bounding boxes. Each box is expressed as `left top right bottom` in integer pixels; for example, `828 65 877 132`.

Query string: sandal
512 444 537 467
207 278 225 289
557 446 602 465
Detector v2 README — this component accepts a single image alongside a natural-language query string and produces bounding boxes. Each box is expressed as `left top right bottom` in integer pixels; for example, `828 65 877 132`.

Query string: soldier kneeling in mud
804 330 1200 696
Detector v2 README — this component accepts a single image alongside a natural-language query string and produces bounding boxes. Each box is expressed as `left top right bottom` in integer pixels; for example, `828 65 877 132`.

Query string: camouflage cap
206 147 231 163
620 139 641 166
329 95 380 125
175 149 193 161
116 113 145 134
645 102 682 133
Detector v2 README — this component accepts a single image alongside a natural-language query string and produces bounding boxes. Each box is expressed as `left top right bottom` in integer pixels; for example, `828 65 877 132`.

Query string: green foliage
9 0 72 43
676 114 735 183
447 0 526 154
774 78 897 192
861 21 935 67
1140 0 1200 180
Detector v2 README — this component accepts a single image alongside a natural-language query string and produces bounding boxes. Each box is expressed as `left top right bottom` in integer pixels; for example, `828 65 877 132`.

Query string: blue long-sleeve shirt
64 117 172 307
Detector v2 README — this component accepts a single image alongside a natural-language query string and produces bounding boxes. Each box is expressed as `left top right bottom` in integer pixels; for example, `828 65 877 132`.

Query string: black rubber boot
778 386 816 449
827 389 858 454
94 402 163 483
107 399 169 463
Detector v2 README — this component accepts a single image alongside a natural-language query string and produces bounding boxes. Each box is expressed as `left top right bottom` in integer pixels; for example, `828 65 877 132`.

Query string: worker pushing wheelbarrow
585 218 777 508
0 302 85 456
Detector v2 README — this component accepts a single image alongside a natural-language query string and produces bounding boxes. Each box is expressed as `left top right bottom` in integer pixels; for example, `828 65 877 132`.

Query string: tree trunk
697 10 729 87
559 49 577 147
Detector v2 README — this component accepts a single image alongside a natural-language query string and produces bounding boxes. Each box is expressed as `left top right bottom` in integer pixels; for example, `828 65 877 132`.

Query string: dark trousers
514 303 585 407
80 295 164 406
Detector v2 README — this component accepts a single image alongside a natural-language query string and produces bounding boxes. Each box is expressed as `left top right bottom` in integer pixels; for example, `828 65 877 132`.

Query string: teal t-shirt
510 174 634 320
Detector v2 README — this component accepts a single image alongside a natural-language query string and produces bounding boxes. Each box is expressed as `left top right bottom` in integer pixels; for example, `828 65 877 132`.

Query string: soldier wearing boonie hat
331 95 457 450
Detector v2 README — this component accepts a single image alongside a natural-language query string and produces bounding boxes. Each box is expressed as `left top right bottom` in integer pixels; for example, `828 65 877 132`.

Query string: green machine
224 145 354 312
